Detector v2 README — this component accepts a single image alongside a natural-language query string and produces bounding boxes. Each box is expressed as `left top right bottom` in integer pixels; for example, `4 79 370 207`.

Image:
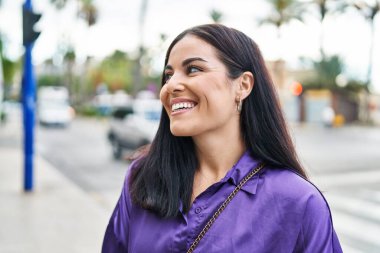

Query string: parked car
107 99 161 159
37 86 75 127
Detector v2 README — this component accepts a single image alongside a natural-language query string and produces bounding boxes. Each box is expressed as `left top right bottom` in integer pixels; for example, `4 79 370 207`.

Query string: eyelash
163 72 172 83
186 65 202 74
163 65 202 83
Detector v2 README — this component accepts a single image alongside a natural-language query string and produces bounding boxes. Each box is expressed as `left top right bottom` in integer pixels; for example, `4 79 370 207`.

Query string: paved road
33 118 380 253
291 125 380 253
36 117 128 211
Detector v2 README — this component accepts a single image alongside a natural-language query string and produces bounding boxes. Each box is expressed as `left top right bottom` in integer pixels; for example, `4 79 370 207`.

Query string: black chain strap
186 162 265 253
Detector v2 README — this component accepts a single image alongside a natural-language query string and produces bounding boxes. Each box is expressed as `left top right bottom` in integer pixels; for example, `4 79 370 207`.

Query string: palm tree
259 0 305 91
49 0 68 10
260 0 304 40
51 0 98 26
313 0 328 59
63 47 76 103
50 0 98 104
77 0 98 27
307 0 348 60
132 0 149 96
210 9 223 23
352 0 379 86
351 0 379 122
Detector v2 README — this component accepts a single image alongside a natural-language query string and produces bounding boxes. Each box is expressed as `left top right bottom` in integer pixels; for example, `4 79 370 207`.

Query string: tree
90 50 133 92
314 55 343 88
300 55 344 89
50 0 98 26
351 0 379 85
309 0 329 59
350 0 379 122
259 0 305 89
77 0 98 27
306 0 348 59
0 36 19 99
49 0 68 10
132 0 149 96
49 0 98 104
63 46 76 102
210 9 223 23
260 0 305 40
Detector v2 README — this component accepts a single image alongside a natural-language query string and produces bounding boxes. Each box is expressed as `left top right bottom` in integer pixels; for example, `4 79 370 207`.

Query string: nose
165 73 185 94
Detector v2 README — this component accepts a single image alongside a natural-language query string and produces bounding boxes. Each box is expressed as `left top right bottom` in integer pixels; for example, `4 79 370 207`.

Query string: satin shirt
102 152 343 253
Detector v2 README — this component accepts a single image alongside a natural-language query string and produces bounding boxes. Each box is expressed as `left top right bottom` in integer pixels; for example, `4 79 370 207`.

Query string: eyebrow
164 57 208 71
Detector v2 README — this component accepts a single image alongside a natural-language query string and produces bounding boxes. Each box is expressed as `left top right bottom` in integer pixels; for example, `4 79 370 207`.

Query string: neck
193 126 245 181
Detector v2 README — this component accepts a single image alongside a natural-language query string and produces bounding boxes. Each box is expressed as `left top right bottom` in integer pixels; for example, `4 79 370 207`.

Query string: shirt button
195 207 202 214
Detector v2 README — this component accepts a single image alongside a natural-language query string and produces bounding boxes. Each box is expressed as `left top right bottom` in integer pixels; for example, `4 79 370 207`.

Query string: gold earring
236 97 242 113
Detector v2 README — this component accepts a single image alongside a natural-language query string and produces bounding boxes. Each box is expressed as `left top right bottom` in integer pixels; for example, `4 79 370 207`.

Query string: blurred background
0 0 379 252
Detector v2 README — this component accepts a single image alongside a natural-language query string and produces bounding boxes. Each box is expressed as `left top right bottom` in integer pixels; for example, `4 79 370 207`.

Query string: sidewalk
0 118 110 253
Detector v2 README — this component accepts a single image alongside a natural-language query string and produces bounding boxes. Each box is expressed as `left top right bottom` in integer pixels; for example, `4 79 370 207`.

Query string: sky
0 0 379 92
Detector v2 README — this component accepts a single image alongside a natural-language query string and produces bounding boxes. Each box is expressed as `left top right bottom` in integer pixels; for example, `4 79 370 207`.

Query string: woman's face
160 35 240 138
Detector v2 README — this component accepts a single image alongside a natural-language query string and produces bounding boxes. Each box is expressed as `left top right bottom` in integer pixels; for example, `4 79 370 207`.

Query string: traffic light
22 8 41 45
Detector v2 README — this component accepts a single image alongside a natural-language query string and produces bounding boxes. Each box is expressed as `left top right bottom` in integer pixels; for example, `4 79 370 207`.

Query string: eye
187 65 202 74
163 72 173 83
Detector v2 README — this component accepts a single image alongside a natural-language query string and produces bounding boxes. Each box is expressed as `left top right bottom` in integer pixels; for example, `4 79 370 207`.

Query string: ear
237 71 254 100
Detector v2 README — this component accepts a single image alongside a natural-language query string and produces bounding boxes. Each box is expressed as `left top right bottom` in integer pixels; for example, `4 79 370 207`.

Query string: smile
171 102 196 112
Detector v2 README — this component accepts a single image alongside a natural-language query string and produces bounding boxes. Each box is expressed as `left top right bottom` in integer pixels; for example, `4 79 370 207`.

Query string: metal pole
22 0 36 191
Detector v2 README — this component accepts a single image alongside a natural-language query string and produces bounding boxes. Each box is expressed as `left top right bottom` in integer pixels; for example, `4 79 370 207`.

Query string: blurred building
266 60 364 125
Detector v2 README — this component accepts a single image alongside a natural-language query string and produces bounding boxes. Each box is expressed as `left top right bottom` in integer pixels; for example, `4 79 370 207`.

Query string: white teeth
171 102 195 112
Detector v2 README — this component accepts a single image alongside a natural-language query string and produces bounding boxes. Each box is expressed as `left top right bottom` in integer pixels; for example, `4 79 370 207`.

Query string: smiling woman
102 24 343 253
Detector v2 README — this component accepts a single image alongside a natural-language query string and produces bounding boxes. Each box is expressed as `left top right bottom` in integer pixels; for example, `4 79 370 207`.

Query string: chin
170 127 190 137
170 125 197 137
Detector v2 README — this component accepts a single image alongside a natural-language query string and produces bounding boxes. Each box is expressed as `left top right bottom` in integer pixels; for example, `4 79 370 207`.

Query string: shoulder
257 168 342 251
260 167 330 213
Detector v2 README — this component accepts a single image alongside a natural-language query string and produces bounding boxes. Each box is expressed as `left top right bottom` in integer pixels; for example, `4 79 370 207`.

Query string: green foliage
1 109 7 123
344 79 368 93
37 75 64 87
2 57 18 85
89 50 133 92
75 105 101 117
1 36 20 87
78 0 97 26
49 0 68 9
301 55 367 93
261 0 305 28
210 9 223 23
315 55 343 87
301 55 343 89
49 0 97 26
64 48 76 62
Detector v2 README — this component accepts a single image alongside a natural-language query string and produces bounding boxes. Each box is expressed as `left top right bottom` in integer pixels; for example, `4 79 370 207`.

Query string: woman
102 24 343 253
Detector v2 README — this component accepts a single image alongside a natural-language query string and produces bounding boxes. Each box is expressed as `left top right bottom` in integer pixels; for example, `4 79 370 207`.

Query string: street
291 125 380 252
36 118 128 210
5 112 380 253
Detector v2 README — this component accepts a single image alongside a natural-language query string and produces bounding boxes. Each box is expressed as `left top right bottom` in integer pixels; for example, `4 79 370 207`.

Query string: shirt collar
221 151 265 195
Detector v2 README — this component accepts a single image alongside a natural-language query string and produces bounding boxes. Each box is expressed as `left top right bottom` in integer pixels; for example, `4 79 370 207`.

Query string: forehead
167 35 219 64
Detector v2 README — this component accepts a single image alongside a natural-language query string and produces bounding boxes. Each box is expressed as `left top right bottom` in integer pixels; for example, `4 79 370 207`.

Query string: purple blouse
102 152 343 253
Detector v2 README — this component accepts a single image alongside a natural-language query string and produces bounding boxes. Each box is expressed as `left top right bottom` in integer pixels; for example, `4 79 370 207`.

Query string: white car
38 100 75 126
37 86 75 127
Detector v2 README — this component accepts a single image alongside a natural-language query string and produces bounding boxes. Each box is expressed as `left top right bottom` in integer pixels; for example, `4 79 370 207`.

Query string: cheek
159 86 171 112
